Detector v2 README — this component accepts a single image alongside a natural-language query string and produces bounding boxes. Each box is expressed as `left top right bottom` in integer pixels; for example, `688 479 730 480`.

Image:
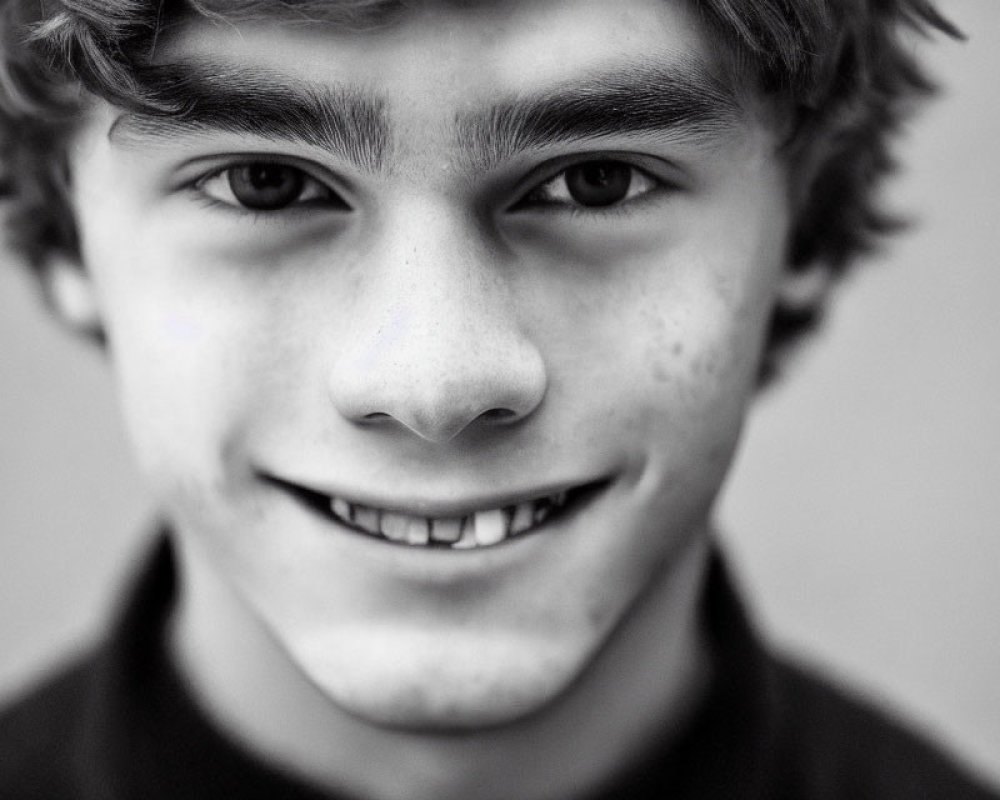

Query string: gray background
2 0 999 786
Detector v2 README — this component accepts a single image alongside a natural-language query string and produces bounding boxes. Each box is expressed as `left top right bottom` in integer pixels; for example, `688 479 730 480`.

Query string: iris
228 163 306 210
564 161 632 207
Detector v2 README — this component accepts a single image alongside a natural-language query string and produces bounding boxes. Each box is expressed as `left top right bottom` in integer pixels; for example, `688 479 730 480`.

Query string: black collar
74 535 776 800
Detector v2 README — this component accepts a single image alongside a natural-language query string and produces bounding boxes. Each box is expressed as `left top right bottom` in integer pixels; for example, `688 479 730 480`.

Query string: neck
169 533 711 800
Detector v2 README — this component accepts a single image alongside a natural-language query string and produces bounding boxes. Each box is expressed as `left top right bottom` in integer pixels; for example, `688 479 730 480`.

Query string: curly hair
0 0 960 377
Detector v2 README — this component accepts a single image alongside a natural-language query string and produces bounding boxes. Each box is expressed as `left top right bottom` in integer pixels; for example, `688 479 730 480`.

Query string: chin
291 626 593 732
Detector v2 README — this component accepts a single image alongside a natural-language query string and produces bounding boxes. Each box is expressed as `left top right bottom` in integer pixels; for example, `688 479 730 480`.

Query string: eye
197 161 347 211
519 160 660 210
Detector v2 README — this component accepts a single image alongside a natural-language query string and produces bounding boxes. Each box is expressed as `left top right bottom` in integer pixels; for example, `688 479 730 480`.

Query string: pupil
229 164 304 210
565 162 632 207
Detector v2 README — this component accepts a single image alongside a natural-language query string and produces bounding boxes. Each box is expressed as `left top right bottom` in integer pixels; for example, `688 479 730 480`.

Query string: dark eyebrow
109 62 390 173
456 62 743 172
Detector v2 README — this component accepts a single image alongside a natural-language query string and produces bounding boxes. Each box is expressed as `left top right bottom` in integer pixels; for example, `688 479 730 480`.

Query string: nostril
480 408 518 423
356 407 519 438
329 329 547 441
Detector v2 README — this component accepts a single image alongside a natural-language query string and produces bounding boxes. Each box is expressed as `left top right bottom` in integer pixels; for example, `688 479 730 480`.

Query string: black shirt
2 536 997 799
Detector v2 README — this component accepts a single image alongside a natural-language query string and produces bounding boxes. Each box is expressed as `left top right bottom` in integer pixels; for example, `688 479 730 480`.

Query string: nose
327 209 547 443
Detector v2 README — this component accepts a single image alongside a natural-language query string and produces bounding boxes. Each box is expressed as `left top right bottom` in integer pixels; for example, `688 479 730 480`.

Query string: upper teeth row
330 492 569 549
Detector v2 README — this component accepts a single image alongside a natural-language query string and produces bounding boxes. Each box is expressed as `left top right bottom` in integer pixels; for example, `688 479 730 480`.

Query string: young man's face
64 0 790 729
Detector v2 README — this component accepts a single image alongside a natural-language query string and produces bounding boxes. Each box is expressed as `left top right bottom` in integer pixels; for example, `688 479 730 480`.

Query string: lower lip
266 475 608 552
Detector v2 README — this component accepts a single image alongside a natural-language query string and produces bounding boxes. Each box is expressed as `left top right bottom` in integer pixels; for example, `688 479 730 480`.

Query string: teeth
379 511 410 543
353 505 381 535
430 517 463 544
473 509 508 547
452 516 478 549
510 502 535 535
327 490 573 549
406 517 430 546
331 496 353 522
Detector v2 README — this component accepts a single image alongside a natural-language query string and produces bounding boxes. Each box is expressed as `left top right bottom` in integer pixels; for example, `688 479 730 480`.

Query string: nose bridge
328 201 547 442
394 206 496 345
368 201 505 373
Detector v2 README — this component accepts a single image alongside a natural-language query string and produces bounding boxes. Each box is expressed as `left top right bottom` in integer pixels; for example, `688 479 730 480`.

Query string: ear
41 252 103 336
775 260 832 314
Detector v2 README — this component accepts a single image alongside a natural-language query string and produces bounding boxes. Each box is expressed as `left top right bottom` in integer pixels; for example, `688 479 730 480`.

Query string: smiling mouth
269 477 603 550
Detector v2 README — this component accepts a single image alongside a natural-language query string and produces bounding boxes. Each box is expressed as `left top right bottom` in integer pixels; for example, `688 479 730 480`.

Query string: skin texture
52 0 795 797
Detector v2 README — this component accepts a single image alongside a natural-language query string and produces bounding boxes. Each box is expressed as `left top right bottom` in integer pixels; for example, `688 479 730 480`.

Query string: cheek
647 184 787 392
644 290 767 400
83 245 269 495
622 239 784 478
642 275 769 385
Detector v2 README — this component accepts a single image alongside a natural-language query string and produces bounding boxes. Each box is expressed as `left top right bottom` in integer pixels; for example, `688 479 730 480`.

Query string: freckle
671 341 684 356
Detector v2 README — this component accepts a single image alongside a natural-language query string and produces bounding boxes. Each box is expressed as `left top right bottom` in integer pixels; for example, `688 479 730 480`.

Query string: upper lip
262 472 608 518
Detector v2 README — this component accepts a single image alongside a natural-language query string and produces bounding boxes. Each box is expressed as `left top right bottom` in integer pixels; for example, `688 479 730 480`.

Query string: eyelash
193 161 347 215
513 161 664 215
187 157 667 218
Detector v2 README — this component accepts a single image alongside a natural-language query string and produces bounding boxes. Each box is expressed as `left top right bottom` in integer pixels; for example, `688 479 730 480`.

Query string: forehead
164 0 720 93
